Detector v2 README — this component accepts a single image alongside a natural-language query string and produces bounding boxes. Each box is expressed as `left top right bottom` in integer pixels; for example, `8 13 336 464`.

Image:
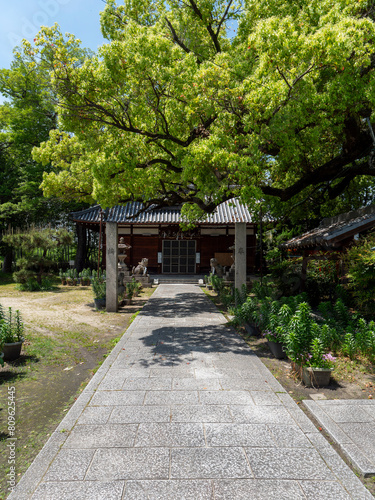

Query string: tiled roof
70 199 254 225
282 205 375 249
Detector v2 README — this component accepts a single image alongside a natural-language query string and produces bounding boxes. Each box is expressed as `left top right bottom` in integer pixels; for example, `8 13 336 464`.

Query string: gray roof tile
70 199 253 225
283 205 375 249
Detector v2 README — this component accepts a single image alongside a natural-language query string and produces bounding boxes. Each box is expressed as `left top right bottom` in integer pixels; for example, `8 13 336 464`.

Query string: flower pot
267 340 286 359
302 366 333 387
2 340 23 361
94 298 106 310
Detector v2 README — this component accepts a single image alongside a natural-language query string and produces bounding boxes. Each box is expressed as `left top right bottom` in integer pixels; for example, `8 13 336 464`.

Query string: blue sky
0 0 106 70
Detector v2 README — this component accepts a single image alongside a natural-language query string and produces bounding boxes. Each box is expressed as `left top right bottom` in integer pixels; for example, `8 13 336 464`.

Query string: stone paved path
304 399 375 478
11 285 373 499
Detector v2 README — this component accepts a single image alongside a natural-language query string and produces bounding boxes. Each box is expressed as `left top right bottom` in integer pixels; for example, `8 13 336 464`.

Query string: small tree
2 227 73 287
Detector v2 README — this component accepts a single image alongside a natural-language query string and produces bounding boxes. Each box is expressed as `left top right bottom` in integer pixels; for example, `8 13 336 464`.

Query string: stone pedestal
124 274 152 288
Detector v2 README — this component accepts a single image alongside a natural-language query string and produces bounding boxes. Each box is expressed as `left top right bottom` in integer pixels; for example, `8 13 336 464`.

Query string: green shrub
344 233 375 315
0 306 24 345
268 258 302 297
3 227 73 286
251 279 274 300
126 278 140 300
211 274 224 294
91 276 106 300
304 256 339 306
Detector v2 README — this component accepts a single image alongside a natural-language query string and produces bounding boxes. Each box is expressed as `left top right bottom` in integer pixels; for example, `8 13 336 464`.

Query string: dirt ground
0 282 154 499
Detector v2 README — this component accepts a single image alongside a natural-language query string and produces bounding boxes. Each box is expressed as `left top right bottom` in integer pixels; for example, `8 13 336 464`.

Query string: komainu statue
210 258 224 278
132 258 148 276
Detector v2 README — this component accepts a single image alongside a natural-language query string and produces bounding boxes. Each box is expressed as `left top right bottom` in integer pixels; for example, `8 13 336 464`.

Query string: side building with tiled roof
282 205 375 252
70 200 257 274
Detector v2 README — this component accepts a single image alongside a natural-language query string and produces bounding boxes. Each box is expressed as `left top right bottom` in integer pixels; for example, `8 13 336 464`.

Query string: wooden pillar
106 222 118 312
75 223 87 272
235 222 247 293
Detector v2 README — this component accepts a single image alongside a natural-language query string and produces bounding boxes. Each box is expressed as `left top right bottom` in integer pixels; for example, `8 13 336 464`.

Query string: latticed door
162 240 196 273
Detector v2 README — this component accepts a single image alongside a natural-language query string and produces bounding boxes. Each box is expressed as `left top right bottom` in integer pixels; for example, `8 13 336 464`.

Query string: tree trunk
75 223 87 272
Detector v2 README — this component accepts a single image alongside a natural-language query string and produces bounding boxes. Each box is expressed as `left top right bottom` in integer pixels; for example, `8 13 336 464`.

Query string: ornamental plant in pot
262 303 292 359
302 338 336 387
263 329 286 359
79 268 91 286
0 306 25 362
59 269 67 285
125 278 139 305
92 276 106 310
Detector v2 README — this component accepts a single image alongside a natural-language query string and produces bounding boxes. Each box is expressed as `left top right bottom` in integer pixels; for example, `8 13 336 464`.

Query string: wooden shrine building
71 199 256 275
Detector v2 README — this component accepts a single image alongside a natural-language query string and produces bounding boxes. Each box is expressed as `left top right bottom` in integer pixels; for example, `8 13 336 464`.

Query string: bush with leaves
126 278 142 301
250 279 275 300
314 297 375 361
304 255 340 306
211 274 225 295
91 276 106 300
2 227 73 287
268 258 302 298
344 233 375 316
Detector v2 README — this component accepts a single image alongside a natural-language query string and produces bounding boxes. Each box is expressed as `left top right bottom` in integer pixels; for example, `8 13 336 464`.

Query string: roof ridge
321 204 375 227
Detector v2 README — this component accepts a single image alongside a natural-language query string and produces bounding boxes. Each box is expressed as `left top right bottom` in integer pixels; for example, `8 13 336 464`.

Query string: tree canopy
0 39 90 231
31 0 375 219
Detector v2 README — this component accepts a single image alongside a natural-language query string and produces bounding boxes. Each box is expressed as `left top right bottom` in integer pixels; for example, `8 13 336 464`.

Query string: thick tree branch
187 0 221 53
110 158 182 179
261 133 374 201
164 17 193 56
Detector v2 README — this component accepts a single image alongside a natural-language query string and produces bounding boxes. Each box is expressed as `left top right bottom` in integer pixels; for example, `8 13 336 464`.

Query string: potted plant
0 306 25 361
302 338 336 387
263 328 287 359
92 276 106 310
261 303 292 358
59 269 67 285
79 268 91 286
125 278 138 305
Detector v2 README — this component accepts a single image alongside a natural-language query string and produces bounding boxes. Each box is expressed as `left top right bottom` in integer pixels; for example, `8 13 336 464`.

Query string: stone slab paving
9 285 373 499
304 399 375 477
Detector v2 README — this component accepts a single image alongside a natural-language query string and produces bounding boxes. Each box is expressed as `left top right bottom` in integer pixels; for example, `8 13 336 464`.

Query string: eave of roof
282 205 375 250
70 199 254 225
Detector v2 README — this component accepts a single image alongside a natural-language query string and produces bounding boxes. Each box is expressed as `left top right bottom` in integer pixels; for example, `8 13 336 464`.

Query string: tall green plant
0 307 24 344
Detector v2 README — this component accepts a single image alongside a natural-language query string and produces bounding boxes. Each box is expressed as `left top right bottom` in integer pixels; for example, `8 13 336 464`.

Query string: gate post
106 222 118 312
235 222 247 294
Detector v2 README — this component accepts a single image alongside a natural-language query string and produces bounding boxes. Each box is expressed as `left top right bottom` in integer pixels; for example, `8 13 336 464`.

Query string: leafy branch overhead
28 0 375 214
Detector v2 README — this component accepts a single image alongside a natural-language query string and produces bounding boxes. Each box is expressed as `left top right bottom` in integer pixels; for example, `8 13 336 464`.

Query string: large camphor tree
32 0 375 221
